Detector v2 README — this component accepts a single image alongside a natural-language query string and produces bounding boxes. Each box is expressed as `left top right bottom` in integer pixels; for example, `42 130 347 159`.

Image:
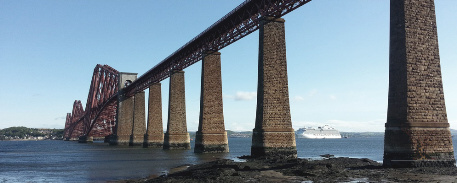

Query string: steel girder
64 0 312 139
125 0 312 97
64 100 85 139
64 65 119 139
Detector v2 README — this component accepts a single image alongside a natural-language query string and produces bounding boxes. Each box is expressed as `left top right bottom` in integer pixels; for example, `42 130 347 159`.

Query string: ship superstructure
295 125 341 139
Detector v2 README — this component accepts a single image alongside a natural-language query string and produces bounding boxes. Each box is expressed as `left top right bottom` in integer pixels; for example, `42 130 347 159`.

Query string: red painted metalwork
64 65 119 140
64 0 313 140
125 0 312 97
64 100 85 139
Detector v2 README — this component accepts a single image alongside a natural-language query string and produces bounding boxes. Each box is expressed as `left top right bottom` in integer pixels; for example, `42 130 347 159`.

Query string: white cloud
234 91 257 101
329 94 337 100
223 91 257 101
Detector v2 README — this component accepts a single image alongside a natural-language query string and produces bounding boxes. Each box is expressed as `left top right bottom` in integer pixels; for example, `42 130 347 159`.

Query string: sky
1 1 456 132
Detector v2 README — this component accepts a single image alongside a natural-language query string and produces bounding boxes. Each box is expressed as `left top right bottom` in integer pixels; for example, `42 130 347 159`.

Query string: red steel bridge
64 0 312 140
64 64 119 140
63 0 456 167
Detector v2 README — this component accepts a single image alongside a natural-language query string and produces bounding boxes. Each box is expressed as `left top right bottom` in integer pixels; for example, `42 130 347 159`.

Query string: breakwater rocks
126 157 457 182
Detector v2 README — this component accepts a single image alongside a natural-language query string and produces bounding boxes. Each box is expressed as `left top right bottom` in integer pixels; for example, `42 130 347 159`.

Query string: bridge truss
125 0 312 97
64 0 312 139
64 64 119 140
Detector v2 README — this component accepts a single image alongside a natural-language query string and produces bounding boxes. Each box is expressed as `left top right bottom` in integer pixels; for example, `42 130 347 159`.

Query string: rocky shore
119 156 457 183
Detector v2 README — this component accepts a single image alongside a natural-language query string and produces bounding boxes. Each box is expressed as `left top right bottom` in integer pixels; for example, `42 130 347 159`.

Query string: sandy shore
119 157 457 182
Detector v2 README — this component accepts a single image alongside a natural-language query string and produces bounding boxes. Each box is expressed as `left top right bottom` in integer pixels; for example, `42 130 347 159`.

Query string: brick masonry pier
195 51 229 153
164 71 191 150
383 0 455 167
130 91 146 146
251 17 297 158
144 83 164 148
78 135 93 143
110 73 138 145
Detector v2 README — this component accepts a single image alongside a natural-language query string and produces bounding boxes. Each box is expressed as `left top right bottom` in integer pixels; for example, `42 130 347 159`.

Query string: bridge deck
125 0 312 97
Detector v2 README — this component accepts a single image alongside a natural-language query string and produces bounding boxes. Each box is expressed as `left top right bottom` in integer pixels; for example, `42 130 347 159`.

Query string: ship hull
295 125 342 139
299 134 341 139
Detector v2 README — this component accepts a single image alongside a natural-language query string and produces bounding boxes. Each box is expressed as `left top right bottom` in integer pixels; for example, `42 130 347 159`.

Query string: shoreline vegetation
0 127 64 140
119 157 457 183
2 127 455 141
0 129 387 141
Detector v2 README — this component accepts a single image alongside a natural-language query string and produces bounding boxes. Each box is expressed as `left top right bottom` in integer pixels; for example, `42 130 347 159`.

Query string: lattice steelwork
64 0 312 139
64 65 119 140
64 100 85 139
125 0 312 97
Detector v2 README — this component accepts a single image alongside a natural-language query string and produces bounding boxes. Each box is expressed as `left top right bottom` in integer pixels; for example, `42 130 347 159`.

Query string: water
1 136 456 182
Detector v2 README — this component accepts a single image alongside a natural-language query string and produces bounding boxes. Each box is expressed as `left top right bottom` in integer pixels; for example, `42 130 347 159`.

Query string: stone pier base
163 133 191 150
143 83 164 148
143 134 164 148
109 135 130 146
251 130 297 158
194 132 229 153
384 125 455 168
78 136 93 143
383 158 456 168
113 95 134 146
383 0 455 167
112 72 138 146
129 135 144 146
251 17 297 158
70 137 79 141
104 135 113 143
164 71 190 150
129 91 146 146
194 51 229 153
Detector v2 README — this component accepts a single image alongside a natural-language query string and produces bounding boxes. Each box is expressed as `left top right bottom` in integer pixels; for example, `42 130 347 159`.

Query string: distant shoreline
1 139 63 141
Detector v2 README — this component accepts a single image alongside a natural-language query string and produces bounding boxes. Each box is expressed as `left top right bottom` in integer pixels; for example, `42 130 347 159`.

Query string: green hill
0 127 64 140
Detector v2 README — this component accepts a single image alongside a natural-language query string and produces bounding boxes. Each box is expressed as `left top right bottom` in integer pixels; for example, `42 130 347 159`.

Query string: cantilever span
65 0 313 145
64 64 119 141
64 0 455 168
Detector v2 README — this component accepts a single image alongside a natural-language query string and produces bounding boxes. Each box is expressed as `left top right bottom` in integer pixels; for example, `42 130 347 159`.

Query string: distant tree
0 126 61 139
51 129 64 139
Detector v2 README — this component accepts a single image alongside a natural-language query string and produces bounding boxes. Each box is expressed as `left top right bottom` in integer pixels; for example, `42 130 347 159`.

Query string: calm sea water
1 136 456 182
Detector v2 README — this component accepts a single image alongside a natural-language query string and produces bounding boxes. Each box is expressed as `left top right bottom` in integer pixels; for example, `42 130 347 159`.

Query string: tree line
0 126 64 140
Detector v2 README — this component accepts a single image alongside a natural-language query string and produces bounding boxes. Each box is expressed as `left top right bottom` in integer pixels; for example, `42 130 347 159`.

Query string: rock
135 157 457 183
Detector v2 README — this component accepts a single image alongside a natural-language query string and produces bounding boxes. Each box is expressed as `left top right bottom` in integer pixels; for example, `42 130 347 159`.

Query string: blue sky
1 1 456 132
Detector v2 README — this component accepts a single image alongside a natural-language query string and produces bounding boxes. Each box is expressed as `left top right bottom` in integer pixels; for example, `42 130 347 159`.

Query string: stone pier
110 72 137 145
78 136 93 143
251 17 297 158
130 91 146 146
144 83 164 148
164 71 191 149
195 51 229 153
383 0 455 167
112 96 134 145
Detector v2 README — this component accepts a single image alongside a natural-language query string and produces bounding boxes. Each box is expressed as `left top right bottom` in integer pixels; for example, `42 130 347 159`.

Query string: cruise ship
295 125 342 139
